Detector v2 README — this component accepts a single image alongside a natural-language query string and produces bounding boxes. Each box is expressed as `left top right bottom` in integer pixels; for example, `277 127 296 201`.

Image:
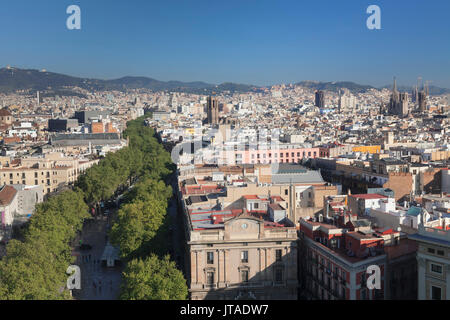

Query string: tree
109 197 167 260
120 255 188 300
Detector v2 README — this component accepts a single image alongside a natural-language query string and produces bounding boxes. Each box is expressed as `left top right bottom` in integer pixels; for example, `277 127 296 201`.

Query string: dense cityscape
0 0 449 310
0 66 448 301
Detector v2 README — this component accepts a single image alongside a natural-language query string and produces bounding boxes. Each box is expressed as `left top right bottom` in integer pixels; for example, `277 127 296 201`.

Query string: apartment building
0 153 98 195
299 217 388 300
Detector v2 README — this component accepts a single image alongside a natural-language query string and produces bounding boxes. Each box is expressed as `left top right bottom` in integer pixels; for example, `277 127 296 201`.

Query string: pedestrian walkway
72 213 123 300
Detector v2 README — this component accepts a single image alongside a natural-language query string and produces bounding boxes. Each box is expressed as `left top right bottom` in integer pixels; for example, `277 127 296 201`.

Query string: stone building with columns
185 209 298 300
409 213 450 300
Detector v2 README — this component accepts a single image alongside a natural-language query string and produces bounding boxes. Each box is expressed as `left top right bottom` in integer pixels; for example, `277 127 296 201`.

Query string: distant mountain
2 67 447 97
0 67 258 95
295 81 375 94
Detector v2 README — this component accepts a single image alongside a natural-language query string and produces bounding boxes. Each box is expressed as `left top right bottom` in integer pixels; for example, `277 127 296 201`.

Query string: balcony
227 281 265 288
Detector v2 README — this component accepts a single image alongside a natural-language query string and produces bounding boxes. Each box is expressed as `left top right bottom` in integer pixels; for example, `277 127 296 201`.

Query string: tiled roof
0 185 17 206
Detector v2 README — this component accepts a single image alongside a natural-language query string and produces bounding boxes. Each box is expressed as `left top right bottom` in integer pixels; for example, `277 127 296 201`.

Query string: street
72 211 123 300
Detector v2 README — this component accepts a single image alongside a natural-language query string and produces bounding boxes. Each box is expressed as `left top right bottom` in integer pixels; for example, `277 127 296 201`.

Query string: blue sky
0 0 449 87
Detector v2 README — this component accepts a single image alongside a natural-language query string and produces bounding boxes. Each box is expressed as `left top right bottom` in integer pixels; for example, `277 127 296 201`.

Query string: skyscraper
207 96 219 125
315 90 325 108
37 91 42 106
418 91 427 112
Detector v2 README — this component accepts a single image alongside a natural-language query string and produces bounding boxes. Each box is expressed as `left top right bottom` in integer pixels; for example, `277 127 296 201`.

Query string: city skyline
0 0 449 87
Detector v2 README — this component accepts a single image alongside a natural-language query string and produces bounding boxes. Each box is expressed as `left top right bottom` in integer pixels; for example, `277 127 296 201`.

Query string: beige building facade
187 214 298 300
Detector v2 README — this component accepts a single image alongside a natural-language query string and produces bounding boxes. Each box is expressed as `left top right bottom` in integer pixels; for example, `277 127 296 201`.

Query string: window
207 272 214 285
428 248 435 254
276 249 282 262
437 250 444 256
241 251 248 263
335 266 340 277
431 286 442 300
241 270 249 283
254 203 259 209
284 189 288 196
275 268 283 282
431 263 443 274
207 252 214 264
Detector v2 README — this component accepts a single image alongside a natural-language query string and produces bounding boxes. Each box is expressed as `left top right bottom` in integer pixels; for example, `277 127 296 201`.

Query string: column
446 264 450 300
190 250 197 284
417 256 426 300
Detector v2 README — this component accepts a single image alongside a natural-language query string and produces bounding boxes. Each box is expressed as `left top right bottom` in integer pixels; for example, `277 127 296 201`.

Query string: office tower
338 90 342 113
339 91 356 112
418 91 427 112
37 91 42 106
315 90 325 108
207 96 219 125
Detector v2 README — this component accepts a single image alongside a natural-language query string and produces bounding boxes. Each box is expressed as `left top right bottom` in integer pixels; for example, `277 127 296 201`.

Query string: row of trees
0 190 88 299
108 117 187 300
0 115 187 300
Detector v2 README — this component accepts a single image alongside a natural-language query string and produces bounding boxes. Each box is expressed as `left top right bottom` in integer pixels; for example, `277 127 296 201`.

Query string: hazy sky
1 0 449 87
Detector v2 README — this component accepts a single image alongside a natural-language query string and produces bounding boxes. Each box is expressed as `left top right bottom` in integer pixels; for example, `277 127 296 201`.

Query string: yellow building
0 153 98 195
352 145 381 154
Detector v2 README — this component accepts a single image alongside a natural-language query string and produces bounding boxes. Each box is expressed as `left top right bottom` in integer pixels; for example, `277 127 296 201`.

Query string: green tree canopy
120 255 188 300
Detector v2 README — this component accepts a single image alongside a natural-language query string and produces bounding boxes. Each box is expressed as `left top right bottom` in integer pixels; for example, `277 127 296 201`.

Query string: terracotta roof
0 185 17 206
0 109 12 117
